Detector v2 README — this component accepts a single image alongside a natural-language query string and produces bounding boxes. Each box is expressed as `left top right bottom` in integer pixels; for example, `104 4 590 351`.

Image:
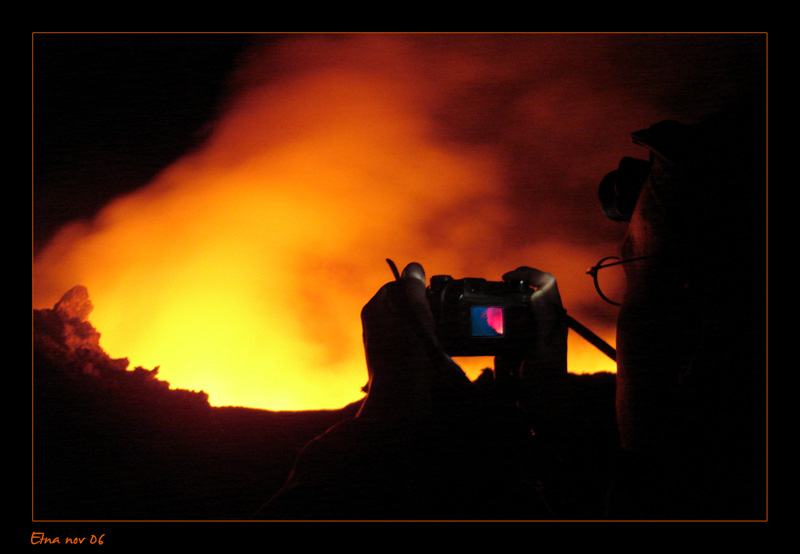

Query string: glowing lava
34 35 630 411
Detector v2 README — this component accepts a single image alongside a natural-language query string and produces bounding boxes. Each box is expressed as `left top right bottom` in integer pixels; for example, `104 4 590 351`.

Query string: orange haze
34 34 705 411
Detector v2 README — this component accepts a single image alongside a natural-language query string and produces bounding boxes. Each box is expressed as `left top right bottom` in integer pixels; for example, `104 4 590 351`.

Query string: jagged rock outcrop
33 286 208 406
33 286 353 520
54 284 93 322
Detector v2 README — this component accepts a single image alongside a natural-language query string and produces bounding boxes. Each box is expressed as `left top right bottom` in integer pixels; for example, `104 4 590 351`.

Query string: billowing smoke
33 33 764 410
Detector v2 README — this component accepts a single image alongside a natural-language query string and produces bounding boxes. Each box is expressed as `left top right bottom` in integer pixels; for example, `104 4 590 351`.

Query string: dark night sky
33 33 767 257
33 33 256 253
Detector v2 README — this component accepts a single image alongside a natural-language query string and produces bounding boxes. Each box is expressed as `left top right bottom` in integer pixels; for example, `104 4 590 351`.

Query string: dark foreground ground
33 310 619 523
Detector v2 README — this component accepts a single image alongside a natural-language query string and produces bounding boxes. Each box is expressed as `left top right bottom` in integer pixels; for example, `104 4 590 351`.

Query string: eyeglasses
586 255 652 306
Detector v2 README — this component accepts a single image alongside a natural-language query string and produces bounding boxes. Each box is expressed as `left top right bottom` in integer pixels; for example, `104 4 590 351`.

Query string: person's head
601 105 765 450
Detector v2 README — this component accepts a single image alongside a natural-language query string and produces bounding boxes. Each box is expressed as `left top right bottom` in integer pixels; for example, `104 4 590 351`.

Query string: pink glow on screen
483 307 504 335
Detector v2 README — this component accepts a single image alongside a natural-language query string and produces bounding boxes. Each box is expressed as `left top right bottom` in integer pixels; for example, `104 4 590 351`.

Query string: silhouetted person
257 263 568 519
601 101 766 519
259 104 765 521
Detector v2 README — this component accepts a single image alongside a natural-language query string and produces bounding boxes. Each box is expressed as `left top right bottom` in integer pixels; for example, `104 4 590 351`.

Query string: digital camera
426 275 537 357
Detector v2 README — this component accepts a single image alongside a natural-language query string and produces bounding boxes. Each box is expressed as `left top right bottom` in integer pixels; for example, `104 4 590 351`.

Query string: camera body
426 275 537 357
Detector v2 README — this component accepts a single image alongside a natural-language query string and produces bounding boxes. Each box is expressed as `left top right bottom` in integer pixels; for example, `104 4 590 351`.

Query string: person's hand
502 266 564 316
502 266 568 359
500 266 569 423
357 262 467 422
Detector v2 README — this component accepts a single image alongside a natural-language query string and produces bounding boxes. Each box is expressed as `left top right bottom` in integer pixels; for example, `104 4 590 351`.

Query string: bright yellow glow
567 332 617 374
33 37 619 411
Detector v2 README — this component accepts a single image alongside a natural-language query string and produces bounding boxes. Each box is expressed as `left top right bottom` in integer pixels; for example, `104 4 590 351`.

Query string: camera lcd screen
471 306 504 337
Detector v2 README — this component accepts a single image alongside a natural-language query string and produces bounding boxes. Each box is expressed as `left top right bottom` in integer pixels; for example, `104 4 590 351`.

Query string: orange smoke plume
37 34 716 411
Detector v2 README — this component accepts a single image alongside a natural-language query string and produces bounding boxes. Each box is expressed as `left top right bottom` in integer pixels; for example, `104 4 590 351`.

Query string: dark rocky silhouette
33 288 358 520
33 287 618 520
